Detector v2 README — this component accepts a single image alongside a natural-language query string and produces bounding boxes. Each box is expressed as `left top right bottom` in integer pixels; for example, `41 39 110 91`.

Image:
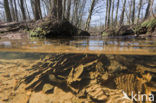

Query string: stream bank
102 18 156 37
0 17 90 39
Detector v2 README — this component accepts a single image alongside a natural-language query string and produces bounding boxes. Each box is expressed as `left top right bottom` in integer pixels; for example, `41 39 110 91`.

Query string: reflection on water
0 41 12 48
0 36 156 55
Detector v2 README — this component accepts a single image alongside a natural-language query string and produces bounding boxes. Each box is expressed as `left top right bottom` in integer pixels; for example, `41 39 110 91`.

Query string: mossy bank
102 18 156 37
29 17 90 38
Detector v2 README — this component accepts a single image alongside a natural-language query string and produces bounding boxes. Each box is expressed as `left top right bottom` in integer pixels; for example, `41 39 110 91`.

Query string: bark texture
4 0 12 22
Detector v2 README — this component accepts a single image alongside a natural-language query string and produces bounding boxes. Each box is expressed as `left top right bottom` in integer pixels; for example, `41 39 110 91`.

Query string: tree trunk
51 0 57 17
30 0 35 19
128 1 132 25
119 0 126 26
42 0 50 14
115 0 119 25
131 0 135 24
77 0 86 28
4 0 12 22
150 0 155 18
63 0 66 18
71 0 76 24
73 0 80 26
37 0 42 19
144 0 151 20
107 0 111 27
105 0 109 27
85 0 96 31
56 0 63 20
66 0 71 21
13 0 18 21
33 0 41 20
25 0 31 20
20 0 26 20
137 0 142 24
10 0 16 21
50 0 62 20
111 0 114 26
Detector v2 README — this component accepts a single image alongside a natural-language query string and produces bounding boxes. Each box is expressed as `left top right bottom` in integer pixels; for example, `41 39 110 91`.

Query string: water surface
0 36 156 55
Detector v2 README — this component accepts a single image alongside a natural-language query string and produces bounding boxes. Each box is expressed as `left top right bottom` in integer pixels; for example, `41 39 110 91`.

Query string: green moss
102 32 109 36
141 18 156 29
30 27 48 37
133 25 142 33
134 18 156 34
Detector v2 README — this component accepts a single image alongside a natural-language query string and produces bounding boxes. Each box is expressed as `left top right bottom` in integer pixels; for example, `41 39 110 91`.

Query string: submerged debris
14 54 156 103
67 64 84 84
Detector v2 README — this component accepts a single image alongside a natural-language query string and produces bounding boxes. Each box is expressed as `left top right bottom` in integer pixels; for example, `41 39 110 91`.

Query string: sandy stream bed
0 59 78 103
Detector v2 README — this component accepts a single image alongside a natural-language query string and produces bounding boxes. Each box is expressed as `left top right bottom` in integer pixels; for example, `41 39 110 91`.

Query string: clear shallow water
0 36 156 103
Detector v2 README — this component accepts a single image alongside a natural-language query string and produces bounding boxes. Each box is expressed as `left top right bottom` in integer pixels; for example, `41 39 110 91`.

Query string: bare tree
137 0 143 23
128 0 132 25
111 0 114 26
10 0 16 21
107 0 111 27
57 0 63 20
19 0 26 20
150 0 155 18
66 0 71 21
13 0 18 21
119 0 126 25
115 0 119 25
144 0 151 20
33 0 42 20
24 0 31 20
72 0 79 25
63 0 66 18
42 0 51 14
51 0 62 20
4 0 12 22
51 0 57 17
85 0 96 31
105 0 109 27
77 0 86 28
132 0 135 24
37 0 42 19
